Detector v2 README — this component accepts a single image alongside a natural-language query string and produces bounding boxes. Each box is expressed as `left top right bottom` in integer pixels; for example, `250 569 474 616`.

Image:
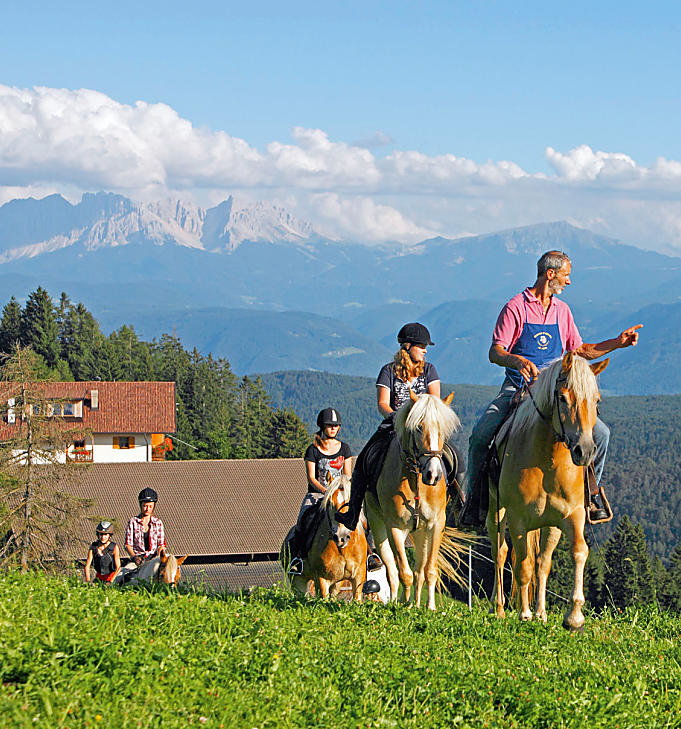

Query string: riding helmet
397 322 434 347
138 487 158 503
316 408 342 429
96 520 114 534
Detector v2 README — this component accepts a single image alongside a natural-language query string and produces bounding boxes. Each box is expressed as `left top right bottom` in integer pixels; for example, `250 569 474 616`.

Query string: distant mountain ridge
0 192 320 262
1 192 680 394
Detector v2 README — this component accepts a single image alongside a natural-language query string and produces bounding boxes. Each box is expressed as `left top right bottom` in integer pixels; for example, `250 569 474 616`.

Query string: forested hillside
260 370 681 560
0 288 310 460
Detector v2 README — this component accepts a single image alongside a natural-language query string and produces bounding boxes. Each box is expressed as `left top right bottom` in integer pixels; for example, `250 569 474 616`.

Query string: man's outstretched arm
573 324 643 360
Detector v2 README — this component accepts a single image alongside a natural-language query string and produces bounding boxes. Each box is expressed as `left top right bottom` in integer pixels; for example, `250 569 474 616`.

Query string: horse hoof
562 616 585 632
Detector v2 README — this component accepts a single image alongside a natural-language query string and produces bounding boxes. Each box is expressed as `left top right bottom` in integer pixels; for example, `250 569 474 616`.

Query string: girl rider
84 521 121 584
336 322 465 530
288 408 381 575
118 488 166 581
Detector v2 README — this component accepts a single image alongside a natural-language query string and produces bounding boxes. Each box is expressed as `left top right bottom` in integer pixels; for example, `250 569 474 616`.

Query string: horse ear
562 351 574 373
590 358 609 376
159 547 168 564
443 391 454 406
326 470 334 485
409 388 418 403
176 555 188 566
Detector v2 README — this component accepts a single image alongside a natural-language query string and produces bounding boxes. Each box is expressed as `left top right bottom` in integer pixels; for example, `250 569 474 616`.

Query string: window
73 439 85 449
50 402 77 417
113 436 135 449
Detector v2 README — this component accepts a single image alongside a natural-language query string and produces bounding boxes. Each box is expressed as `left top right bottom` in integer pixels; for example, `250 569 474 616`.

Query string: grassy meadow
1 571 681 729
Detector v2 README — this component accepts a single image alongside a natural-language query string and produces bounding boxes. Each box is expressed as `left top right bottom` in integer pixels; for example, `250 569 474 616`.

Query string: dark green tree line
0 290 311 460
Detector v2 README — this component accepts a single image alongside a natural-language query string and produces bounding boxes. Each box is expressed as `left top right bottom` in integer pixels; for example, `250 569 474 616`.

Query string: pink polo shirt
492 288 583 354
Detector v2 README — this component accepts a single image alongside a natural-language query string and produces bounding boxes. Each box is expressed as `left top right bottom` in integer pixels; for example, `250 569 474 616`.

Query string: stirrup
367 553 383 572
584 466 613 524
287 557 304 575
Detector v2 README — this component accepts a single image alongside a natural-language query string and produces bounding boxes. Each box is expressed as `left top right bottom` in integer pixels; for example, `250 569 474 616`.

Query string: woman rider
84 521 121 583
119 487 166 581
336 322 465 529
288 408 381 575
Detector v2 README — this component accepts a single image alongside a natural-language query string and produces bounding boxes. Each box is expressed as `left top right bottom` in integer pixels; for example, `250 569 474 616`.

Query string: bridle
524 373 573 449
396 425 446 529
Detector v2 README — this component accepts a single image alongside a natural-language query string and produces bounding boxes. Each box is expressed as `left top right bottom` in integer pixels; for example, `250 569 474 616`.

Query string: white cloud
3 84 681 252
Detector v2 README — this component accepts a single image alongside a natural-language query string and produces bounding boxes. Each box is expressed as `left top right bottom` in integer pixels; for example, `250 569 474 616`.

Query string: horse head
157 546 188 586
395 391 460 485
555 352 609 466
322 474 353 550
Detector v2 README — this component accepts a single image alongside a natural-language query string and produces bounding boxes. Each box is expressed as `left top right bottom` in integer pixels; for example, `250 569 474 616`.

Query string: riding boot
335 469 367 530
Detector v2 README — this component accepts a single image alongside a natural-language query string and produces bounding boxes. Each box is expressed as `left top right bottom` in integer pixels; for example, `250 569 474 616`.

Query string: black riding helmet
96 520 114 534
397 322 434 347
138 487 158 503
316 408 342 429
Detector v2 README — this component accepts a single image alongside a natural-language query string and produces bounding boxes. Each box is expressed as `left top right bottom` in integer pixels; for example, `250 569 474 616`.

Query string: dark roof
68 459 304 558
0 381 175 437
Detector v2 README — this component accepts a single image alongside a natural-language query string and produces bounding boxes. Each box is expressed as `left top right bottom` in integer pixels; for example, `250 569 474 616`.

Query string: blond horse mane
395 393 461 442
321 473 351 511
509 355 600 437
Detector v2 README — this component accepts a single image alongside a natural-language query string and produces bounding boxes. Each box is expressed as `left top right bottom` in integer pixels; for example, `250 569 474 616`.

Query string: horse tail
436 526 475 592
509 528 540 610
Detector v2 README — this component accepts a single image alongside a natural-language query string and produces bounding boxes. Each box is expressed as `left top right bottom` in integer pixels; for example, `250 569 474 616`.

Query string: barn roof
68 459 304 559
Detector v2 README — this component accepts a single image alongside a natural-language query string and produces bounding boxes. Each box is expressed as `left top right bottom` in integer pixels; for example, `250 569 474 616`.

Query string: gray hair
537 250 571 277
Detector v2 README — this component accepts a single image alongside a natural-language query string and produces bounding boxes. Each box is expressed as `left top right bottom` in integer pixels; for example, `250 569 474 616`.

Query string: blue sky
2 1 681 250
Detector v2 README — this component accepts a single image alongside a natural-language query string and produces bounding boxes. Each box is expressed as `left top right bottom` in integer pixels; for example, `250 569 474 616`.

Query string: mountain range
0 191 680 394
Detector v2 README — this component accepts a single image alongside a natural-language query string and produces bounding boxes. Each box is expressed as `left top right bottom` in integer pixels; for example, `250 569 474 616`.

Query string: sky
2 0 681 252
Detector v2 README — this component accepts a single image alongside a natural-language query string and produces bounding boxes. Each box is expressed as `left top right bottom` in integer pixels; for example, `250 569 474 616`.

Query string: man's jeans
466 376 610 495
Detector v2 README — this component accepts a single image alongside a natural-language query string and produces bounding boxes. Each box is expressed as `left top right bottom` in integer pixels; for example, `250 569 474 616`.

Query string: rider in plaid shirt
124 488 166 565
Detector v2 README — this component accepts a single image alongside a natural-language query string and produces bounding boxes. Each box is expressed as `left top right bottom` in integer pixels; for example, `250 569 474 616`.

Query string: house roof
0 381 175 436
67 459 304 559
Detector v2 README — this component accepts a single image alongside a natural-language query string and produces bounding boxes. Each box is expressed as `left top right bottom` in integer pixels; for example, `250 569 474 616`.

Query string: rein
524 376 570 447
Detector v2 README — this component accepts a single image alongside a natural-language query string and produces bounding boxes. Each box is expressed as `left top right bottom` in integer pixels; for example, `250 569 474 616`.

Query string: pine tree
0 345 90 570
0 297 23 356
602 516 656 608
267 408 310 458
659 544 681 612
59 299 106 380
20 288 60 368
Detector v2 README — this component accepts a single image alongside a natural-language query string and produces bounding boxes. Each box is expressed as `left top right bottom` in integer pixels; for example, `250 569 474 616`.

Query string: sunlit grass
1 571 680 728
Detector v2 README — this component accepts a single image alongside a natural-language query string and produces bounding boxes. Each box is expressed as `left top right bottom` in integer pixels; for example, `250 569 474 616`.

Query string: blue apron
505 299 563 388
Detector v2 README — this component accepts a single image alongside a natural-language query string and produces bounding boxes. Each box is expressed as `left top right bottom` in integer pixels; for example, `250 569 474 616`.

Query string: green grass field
1 571 680 729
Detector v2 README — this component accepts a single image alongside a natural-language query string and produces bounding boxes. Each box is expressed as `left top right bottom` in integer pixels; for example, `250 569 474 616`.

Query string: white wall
92 434 151 463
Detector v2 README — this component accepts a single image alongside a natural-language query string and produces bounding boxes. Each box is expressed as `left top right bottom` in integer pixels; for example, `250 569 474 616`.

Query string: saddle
286 501 326 560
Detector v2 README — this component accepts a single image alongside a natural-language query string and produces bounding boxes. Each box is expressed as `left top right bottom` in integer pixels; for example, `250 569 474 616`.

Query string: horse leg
317 577 331 599
562 513 588 632
389 526 413 604
410 528 429 608
366 497 400 601
508 525 534 621
535 526 562 623
486 490 508 618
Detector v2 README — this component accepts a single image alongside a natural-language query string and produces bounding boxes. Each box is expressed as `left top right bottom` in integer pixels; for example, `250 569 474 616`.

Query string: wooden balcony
68 449 93 463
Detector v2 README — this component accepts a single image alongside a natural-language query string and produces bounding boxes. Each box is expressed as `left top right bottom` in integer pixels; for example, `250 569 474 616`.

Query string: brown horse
284 475 368 600
115 547 187 586
488 352 608 630
365 391 465 610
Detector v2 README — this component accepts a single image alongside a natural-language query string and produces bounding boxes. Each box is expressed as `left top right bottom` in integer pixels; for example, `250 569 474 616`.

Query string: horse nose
571 440 595 466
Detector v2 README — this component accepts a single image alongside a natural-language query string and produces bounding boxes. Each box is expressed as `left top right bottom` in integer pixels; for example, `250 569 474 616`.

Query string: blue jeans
467 377 610 494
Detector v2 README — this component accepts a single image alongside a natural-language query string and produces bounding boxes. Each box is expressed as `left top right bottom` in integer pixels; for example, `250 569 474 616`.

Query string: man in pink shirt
461 250 642 527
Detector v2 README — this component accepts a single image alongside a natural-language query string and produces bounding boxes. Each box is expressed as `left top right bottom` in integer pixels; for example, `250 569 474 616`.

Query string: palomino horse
115 547 188 586
283 475 368 600
488 352 608 630
365 391 463 610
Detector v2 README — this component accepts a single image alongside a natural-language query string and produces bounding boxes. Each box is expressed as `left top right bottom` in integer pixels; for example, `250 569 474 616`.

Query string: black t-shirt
90 541 116 575
376 361 440 412
304 441 352 491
